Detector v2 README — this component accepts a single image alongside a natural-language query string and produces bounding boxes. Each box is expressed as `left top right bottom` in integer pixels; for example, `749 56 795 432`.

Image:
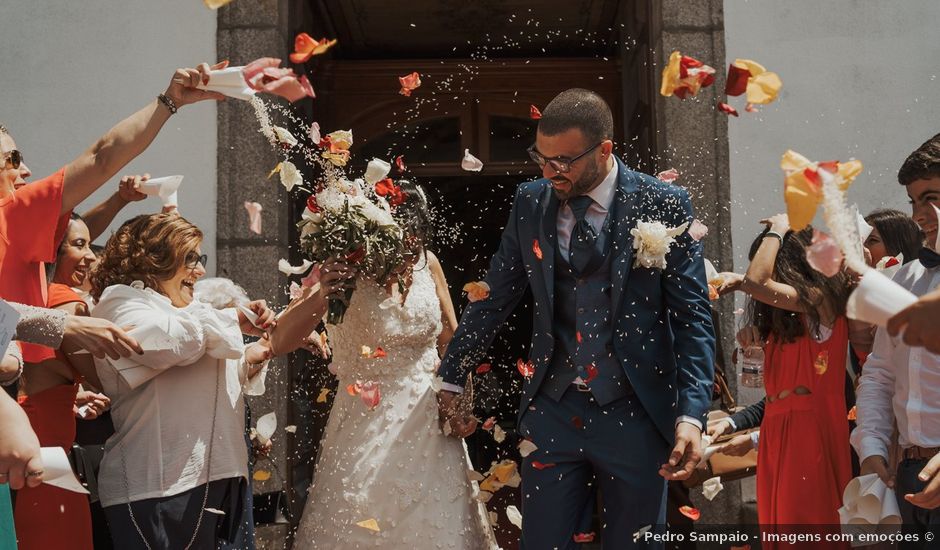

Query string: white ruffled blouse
92 283 266 507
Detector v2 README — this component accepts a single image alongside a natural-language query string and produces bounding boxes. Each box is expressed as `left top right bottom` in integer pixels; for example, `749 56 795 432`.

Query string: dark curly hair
898 133 940 186
745 226 855 344
90 213 203 300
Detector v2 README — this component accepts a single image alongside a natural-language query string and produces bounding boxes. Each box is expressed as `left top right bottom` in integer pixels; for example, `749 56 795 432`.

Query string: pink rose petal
689 219 709 241
806 230 844 277
243 201 263 234
359 381 381 410
657 168 679 183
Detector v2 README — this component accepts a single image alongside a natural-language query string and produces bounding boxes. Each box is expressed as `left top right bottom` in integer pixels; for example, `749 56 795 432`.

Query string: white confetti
506 505 522 529
278 258 313 276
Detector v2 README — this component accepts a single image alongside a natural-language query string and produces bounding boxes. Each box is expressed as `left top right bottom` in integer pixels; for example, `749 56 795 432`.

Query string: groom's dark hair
898 132 940 186
538 89 613 145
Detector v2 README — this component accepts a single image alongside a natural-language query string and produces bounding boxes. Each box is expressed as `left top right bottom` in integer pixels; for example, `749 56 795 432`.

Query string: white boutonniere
630 220 690 269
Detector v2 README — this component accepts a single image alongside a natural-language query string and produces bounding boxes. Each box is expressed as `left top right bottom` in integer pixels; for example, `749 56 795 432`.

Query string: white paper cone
138 176 184 201
197 67 255 100
40 447 89 494
846 269 918 326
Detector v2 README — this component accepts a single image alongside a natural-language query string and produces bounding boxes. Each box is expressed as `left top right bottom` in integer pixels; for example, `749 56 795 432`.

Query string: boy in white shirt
853 133 940 545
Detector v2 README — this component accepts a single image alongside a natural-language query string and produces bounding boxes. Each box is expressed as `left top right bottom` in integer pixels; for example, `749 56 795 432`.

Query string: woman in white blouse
88 213 276 549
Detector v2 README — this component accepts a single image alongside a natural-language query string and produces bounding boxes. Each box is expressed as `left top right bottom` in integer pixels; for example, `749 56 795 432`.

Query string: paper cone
197 67 255 100
846 269 918 326
139 175 184 201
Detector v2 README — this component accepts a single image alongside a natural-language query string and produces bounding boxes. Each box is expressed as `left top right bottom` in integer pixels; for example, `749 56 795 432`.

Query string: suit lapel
609 160 640 319
538 186 559 313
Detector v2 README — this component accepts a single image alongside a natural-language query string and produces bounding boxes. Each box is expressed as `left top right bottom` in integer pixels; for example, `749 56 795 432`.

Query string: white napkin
138 176 184 207
111 324 179 388
254 411 277 445
838 474 902 546
40 447 89 494
196 67 254 101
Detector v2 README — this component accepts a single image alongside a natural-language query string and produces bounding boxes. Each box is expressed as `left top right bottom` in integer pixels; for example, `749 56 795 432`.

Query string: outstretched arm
82 175 149 241
658 188 715 480
61 62 226 215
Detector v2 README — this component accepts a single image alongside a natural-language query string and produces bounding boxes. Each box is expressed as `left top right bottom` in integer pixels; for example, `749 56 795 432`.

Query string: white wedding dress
295 261 498 549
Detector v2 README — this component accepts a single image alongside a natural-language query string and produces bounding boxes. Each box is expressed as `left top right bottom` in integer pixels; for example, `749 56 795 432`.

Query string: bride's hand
317 258 357 300
437 390 478 438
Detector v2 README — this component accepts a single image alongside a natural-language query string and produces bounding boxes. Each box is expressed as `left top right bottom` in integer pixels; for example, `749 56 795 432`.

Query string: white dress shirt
92 284 266 506
851 261 940 462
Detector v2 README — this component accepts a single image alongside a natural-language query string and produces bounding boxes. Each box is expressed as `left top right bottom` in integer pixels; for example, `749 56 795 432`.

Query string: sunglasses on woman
185 253 208 270
1 149 23 170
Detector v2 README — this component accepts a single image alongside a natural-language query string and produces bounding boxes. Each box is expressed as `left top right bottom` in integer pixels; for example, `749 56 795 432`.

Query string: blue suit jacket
439 158 715 443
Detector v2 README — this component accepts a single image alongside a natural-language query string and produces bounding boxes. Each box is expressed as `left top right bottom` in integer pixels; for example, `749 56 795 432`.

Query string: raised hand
164 61 229 107
117 174 149 203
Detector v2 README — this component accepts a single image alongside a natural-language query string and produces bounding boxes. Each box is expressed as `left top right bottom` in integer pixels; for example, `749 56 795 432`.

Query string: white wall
2 0 217 272
724 0 940 272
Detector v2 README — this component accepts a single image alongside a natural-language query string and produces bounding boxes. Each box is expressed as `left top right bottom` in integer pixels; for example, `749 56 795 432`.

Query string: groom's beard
552 161 601 200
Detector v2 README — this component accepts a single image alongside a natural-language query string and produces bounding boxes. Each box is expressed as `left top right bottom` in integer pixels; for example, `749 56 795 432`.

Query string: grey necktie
567 195 597 275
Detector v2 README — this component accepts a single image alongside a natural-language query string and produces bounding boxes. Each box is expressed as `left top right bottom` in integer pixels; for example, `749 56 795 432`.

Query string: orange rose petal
482 417 497 431
532 240 543 260
516 358 535 379
253 470 272 481
399 71 421 96
708 284 719 301
529 105 542 119
463 281 491 302
847 406 857 421
371 347 387 359
290 33 337 63
346 383 361 396
679 505 700 521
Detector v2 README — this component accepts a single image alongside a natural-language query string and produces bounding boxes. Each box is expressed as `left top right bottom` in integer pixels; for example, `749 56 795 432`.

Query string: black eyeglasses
527 142 602 174
1 150 23 170
185 253 208 270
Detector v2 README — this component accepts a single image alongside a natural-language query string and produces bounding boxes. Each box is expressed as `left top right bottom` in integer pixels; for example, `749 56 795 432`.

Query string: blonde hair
90 213 203 300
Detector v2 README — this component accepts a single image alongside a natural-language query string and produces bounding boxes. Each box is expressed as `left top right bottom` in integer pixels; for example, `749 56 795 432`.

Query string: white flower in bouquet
279 161 303 192
630 220 690 270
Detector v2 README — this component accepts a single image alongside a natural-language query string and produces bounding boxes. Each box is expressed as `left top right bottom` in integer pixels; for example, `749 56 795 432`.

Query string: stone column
651 0 745 525
216 0 292 547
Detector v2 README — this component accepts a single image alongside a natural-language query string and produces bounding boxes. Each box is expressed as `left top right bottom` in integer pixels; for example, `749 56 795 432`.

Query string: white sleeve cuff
676 415 703 431
750 430 760 448
440 382 464 394
726 417 738 431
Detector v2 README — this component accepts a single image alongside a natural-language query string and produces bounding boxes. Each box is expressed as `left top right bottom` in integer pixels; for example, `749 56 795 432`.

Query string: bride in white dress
294 183 498 549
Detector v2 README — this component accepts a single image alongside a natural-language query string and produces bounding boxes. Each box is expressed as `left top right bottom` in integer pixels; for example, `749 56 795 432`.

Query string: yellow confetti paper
781 150 863 231
253 470 272 481
356 518 380 532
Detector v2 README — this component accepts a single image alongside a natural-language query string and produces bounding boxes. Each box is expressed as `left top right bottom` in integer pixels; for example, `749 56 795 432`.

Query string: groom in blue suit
438 88 715 548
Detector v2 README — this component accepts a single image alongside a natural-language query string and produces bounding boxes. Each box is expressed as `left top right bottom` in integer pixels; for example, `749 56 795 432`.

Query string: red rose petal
745 103 758 113
679 505 700 521
306 194 320 213
571 416 584 429
531 461 556 470
371 347 387 359
717 101 739 117
576 331 582 344
583 364 598 384
529 105 542 119
532 240 543 260
395 155 406 173
475 363 492 374
482 417 497 431
885 256 900 268
573 532 596 543
725 63 751 97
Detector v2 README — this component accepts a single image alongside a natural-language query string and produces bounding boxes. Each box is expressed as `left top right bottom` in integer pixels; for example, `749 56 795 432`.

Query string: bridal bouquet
298 158 407 324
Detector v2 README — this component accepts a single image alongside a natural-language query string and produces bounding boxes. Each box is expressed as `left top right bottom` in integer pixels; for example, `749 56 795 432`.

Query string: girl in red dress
13 214 103 550
722 215 866 547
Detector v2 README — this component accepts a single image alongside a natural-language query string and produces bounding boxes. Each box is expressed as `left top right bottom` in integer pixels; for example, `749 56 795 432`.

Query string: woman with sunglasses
88 213 277 549
0 62 224 367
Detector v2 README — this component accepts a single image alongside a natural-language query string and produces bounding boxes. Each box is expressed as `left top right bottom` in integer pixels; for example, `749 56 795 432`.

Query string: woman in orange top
13 214 103 550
